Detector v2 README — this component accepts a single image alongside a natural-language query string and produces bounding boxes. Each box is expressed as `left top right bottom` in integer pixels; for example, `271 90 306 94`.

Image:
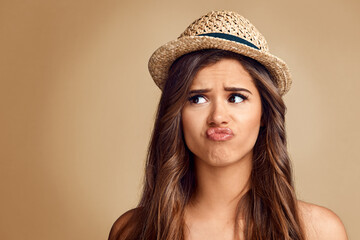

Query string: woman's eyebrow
188 88 211 94
224 87 253 95
189 87 253 95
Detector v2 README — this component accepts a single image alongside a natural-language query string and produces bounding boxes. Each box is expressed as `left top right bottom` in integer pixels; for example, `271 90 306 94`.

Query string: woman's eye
228 94 246 103
189 95 207 104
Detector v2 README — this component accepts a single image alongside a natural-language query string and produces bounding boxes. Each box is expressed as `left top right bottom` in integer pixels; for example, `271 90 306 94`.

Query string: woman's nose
207 100 230 126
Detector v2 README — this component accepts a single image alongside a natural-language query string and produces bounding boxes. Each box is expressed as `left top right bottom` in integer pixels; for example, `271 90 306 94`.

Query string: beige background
1 0 359 239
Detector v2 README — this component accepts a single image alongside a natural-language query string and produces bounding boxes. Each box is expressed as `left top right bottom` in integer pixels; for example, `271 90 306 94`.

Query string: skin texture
108 58 348 240
298 201 348 240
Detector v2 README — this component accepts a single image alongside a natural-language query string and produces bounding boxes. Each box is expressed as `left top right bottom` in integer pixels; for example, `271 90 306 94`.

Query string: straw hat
148 10 291 95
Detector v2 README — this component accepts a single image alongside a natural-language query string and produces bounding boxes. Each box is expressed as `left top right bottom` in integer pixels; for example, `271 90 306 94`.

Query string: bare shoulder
108 208 138 240
298 200 348 240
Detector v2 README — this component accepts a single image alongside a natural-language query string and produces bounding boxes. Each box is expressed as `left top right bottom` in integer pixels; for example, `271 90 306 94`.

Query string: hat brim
148 35 291 95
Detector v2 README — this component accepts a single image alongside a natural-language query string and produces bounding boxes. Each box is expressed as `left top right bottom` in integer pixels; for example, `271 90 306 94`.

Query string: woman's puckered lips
206 127 234 141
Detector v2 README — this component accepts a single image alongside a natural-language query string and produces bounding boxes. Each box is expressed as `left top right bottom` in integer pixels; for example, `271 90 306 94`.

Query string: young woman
109 11 347 240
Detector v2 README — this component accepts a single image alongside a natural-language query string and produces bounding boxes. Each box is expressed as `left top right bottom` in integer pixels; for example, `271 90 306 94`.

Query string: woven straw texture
148 10 291 95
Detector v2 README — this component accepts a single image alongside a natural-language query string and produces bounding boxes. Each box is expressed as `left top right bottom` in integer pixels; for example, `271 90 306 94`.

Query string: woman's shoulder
108 207 142 240
297 200 348 240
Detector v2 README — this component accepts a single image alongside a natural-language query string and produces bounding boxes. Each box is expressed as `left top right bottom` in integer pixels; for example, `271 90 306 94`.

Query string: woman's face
181 58 262 167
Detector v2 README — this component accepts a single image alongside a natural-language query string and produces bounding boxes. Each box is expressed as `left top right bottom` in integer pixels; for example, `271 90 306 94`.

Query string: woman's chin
197 156 243 168
194 149 253 168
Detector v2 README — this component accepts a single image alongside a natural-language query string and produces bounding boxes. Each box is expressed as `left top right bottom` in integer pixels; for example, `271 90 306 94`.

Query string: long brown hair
111 49 305 240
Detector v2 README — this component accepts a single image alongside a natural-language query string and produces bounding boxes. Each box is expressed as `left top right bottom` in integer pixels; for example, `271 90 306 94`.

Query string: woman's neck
187 155 252 219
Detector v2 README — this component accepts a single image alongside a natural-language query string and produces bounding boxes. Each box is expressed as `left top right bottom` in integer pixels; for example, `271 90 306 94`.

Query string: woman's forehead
190 58 255 89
